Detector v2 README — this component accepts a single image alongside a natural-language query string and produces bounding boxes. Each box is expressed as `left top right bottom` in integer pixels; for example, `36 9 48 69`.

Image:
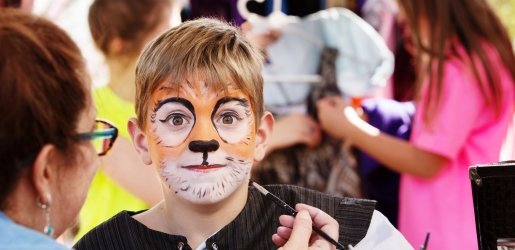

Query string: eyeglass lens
92 121 115 156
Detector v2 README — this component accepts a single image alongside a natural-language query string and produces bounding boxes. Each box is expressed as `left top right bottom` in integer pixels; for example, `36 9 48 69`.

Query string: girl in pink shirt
317 0 515 249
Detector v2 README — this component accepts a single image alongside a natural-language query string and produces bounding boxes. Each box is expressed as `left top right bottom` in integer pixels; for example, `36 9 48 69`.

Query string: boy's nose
189 139 220 153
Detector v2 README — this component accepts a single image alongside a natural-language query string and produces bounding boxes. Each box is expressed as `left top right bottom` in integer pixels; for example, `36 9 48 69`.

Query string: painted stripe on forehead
153 97 195 115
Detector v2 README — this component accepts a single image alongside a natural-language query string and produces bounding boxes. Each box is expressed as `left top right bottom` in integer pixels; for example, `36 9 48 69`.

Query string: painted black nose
189 140 220 153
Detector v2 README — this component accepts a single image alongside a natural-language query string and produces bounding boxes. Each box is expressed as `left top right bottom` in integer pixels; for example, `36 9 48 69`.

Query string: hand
273 204 339 250
267 114 322 153
241 21 281 52
317 96 361 140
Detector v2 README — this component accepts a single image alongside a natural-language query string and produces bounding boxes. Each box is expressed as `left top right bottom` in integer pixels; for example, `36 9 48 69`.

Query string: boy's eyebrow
158 86 175 91
211 97 249 118
153 97 195 115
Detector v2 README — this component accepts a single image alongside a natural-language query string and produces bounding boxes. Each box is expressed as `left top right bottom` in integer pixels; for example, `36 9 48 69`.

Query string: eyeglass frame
76 119 118 156
17 119 118 168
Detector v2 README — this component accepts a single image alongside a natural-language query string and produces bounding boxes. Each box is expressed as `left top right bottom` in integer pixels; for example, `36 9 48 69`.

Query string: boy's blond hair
135 18 264 129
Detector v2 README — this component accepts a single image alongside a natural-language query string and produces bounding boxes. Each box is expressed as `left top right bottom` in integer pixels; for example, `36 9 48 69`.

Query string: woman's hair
0 9 89 209
135 18 264 130
397 0 515 120
88 0 171 57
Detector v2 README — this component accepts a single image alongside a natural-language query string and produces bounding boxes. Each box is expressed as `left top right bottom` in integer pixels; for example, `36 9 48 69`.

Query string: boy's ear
128 118 152 165
254 111 274 162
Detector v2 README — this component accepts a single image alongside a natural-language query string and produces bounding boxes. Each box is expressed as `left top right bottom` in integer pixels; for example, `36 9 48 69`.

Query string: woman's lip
182 164 225 171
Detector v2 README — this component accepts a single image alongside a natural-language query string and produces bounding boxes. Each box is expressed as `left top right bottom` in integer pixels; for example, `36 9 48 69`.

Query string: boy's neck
134 183 249 249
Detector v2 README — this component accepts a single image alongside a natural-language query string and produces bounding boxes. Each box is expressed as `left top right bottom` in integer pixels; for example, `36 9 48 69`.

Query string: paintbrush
250 180 345 250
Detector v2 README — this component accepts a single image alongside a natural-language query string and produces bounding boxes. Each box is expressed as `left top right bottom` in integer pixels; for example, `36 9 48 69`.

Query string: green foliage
489 0 515 39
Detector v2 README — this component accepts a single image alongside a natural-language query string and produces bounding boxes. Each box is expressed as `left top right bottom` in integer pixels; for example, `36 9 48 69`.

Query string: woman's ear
31 144 56 205
128 118 152 165
254 112 274 162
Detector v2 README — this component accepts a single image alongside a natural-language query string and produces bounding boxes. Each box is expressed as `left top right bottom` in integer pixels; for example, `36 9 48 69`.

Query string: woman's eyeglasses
76 119 118 156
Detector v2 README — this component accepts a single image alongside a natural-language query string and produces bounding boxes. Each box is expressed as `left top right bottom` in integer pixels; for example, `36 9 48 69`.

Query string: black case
470 161 515 250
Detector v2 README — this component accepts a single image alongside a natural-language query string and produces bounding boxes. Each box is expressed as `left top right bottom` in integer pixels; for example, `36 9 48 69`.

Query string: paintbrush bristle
250 180 269 195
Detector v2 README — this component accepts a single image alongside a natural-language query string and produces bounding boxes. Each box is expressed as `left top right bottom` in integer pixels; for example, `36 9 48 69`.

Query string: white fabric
263 8 394 106
351 210 413 249
195 242 206 250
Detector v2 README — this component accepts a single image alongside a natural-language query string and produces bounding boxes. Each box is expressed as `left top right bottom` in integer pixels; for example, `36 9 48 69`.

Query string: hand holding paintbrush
251 181 344 249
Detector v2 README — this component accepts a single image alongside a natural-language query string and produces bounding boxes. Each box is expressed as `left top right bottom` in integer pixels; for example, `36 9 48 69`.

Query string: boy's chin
172 180 247 205
182 195 230 205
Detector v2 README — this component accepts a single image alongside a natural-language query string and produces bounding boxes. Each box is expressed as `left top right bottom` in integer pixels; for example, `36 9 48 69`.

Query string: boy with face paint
74 18 410 250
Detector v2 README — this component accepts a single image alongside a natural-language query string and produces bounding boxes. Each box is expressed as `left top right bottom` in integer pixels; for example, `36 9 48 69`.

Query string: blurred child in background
317 0 515 249
77 0 181 239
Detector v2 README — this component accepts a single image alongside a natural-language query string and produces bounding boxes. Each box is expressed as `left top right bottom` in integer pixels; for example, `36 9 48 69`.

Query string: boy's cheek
224 143 255 160
222 128 257 160
149 143 188 167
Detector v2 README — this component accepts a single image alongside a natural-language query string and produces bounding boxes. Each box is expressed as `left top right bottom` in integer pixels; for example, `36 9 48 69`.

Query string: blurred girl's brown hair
398 0 515 122
88 0 171 58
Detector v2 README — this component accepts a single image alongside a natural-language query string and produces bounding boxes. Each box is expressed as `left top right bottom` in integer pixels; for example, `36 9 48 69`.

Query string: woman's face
51 97 99 235
145 78 258 204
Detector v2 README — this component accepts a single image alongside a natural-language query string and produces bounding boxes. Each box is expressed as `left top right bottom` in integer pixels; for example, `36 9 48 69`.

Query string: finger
310 128 322 147
278 214 296 228
295 204 339 240
276 226 293 239
305 126 322 148
281 210 312 248
272 233 288 247
274 216 295 248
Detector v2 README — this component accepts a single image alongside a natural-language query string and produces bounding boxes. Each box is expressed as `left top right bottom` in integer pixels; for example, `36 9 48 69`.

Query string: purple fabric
358 98 415 226
356 0 367 16
188 0 244 26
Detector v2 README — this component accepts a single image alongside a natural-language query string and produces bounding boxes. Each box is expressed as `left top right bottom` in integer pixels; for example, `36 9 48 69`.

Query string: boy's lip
182 164 225 172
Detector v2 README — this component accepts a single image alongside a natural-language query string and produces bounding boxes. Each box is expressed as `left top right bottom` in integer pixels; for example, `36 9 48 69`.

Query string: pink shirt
399 44 515 250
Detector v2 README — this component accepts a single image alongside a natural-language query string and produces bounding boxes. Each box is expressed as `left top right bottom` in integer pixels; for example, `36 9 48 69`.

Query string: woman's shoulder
0 213 68 250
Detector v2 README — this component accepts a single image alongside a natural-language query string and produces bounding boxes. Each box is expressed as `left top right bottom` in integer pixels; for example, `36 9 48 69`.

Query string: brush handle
311 226 345 249
266 193 345 249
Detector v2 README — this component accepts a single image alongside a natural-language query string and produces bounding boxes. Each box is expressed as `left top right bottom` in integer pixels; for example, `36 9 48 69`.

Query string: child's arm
266 114 322 154
317 96 446 179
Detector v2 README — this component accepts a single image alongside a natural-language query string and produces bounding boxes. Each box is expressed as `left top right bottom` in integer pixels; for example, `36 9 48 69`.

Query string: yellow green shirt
76 86 149 239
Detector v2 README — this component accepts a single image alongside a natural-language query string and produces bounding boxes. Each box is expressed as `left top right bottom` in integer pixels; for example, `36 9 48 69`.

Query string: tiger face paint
146 78 256 204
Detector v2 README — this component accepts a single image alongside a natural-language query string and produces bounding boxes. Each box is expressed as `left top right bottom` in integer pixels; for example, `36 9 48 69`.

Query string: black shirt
74 184 376 250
